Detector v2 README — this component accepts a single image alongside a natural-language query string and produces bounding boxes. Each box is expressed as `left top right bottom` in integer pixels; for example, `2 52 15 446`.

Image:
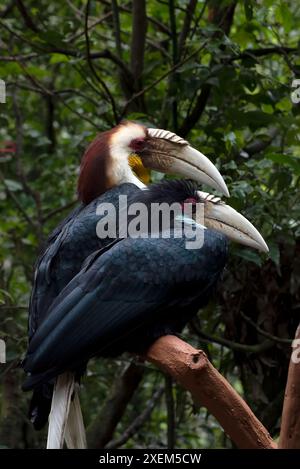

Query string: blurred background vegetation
0 0 299 449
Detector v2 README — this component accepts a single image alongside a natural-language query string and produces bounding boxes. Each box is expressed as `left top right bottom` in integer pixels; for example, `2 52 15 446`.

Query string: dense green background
0 0 299 449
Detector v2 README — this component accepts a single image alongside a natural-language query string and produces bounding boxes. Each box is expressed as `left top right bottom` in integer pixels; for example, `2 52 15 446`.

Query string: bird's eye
129 138 146 152
183 197 198 205
181 197 198 214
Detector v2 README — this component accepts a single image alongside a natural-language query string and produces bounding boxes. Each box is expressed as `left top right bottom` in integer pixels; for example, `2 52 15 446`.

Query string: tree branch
165 375 176 448
0 171 37 230
179 84 211 137
279 324 300 448
229 46 299 62
111 0 123 59
191 320 274 353
84 0 119 123
105 386 164 449
15 0 39 32
121 38 211 117
0 0 15 18
129 0 147 111
87 362 144 448
145 336 276 449
178 1 237 137
178 0 197 58
240 311 292 345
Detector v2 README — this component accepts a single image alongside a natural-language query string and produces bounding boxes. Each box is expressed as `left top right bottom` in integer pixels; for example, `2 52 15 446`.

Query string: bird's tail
46 372 86 449
64 386 87 449
29 382 54 430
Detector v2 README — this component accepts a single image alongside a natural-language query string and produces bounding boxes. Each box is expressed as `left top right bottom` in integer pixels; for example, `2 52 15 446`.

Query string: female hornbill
23 179 267 447
25 121 230 437
23 122 267 448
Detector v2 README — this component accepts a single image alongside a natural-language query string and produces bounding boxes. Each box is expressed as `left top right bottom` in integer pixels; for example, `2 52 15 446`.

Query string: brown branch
0 171 37 230
191 320 274 353
111 0 122 59
131 0 147 81
105 386 164 449
165 375 176 448
129 0 147 111
167 0 178 131
0 53 39 62
190 0 208 40
0 49 132 77
101 0 171 35
109 0 134 100
12 87 45 243
84 0 119 123
240 311 292 345
178 0 197 58
15 0 39 32
229 46 299 62
279 324 300 448
179 1 237 137
42 200 77 223
68 11 113 41
121 38 211 117
145 336 276 449
87 362 144 448
179 84 211 137
0 1 15 18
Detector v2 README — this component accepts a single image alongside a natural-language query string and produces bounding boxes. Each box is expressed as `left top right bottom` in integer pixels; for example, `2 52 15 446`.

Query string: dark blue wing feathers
28 183 141 338
24 230 227 389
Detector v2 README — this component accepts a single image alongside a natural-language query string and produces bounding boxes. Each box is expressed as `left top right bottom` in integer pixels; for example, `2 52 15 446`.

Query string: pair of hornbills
22 121 268 448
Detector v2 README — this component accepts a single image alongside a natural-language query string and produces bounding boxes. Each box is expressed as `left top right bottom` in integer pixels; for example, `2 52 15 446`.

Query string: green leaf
275 97 293 113
261 104 274 114
266 153 300 175
49 53 69 64
3 179 23 192
268 243 280 267
234 249 263 266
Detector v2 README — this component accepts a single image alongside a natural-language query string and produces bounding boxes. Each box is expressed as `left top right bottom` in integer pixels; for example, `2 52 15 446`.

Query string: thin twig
84 0 119 123
165 375 176 449
121 37 211 117
240 311 292 345
42 200 77 223
191 320 274 353
105 386 164 449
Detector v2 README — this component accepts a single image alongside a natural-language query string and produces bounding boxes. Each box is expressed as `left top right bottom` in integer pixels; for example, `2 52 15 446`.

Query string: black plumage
23 179 228 427
27 182 140 428
29 183 140 338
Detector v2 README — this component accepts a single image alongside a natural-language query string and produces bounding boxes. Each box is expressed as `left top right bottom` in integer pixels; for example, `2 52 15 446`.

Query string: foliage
0 0 299 449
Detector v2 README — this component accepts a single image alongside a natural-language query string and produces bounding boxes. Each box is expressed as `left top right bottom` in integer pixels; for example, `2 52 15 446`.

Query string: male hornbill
23 178 268 448
24 121 231 442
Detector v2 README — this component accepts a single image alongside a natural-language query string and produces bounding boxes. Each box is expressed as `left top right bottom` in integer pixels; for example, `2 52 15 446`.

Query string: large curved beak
141 128 229 197
197 191 269 253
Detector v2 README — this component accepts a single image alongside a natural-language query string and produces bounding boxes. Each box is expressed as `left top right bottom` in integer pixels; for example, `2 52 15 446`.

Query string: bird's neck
78 140 145 205
78 129 120 204
108 147 146 189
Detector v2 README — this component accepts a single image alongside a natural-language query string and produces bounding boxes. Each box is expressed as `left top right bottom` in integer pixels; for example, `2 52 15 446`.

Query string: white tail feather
64 386 87 449
46 372 75 449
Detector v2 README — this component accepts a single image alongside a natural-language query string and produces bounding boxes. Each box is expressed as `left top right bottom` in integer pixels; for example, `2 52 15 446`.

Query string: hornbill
23 178 268 448
24 121 230 444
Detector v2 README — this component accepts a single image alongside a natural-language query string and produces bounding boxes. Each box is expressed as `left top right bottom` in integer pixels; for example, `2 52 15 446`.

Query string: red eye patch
180 197 198 210
183 197 198 204
129 138 146 151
